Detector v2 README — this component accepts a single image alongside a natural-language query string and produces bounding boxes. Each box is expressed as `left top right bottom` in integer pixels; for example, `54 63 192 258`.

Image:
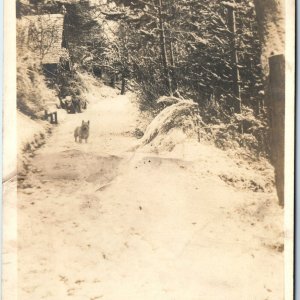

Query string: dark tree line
88 0 265 116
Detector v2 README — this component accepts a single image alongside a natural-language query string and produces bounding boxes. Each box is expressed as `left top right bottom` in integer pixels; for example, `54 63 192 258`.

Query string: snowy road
16 84 284 300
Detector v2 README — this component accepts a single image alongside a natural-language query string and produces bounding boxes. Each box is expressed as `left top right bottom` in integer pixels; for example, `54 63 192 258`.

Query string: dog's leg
79 137 82 143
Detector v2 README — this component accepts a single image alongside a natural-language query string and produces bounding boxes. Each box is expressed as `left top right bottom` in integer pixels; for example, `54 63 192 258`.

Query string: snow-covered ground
11 80 283 299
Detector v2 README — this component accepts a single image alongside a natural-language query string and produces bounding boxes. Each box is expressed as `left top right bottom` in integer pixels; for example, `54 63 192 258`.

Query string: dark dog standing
74 120 90 143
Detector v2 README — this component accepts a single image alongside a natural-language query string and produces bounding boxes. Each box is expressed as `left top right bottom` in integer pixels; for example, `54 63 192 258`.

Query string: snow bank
138 97 276 194
17 54 59 117
17 109 66 176
140 100 202 151
77 72 116 105
156 95 182 105
17 112 48 155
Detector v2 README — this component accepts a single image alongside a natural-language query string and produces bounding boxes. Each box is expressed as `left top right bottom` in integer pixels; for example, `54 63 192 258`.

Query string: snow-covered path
17 85 284 300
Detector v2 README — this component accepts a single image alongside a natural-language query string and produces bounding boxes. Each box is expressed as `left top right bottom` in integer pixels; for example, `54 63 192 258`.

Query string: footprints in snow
59 275 103 299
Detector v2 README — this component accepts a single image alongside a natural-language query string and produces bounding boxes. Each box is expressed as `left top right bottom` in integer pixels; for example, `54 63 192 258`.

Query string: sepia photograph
2 0 295 299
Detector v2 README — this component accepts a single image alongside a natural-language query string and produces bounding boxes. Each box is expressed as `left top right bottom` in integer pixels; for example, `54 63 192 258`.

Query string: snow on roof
17 14 65 64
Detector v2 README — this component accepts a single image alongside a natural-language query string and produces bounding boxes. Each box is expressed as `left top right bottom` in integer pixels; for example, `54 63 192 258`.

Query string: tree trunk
253 0 285 206
110 73 116 88
121 73 126 95
157 0 173 96
170 40 178 93
253 0 285 72
227 6 241 114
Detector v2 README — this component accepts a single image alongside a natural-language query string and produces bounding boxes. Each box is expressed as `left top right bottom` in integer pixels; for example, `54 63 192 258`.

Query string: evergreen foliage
17 0 269 156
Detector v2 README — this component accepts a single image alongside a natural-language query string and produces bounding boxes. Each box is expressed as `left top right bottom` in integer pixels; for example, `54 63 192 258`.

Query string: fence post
53 112 58 124
269 54 285 206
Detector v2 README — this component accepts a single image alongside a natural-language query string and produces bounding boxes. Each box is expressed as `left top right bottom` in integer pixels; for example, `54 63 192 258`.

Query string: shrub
17 53 58 118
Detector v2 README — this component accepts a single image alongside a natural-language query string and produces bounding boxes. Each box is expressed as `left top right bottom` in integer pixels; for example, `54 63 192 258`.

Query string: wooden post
269 54 285 206
226 5 241 113
53 112 58 124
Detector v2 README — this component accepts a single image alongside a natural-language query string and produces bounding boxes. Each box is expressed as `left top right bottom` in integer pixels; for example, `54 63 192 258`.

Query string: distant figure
60 5 67 15
74 120 90 143
72 98 82 113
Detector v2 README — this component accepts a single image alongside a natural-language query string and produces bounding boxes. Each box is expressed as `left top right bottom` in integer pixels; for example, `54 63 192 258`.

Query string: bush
210 106 269 158
17 53 58 118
